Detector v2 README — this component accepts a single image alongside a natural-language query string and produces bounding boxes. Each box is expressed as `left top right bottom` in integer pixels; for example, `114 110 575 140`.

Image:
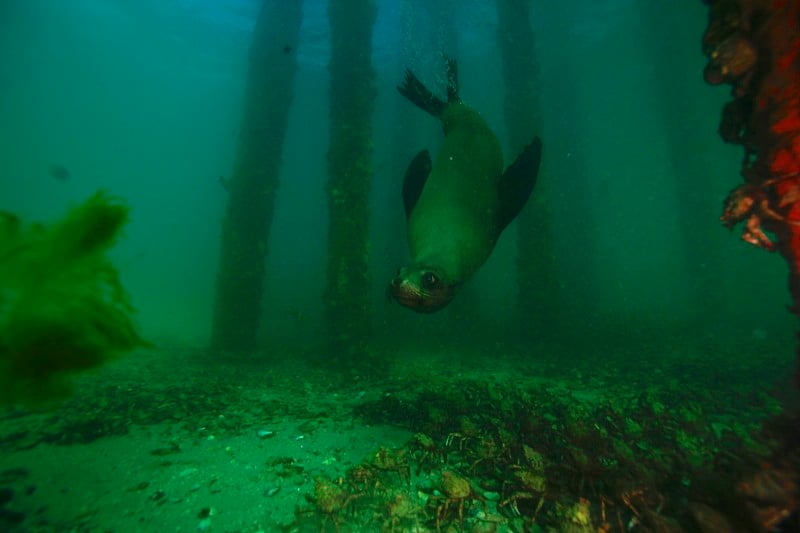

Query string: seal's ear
496 137 542 233
402 150 432 219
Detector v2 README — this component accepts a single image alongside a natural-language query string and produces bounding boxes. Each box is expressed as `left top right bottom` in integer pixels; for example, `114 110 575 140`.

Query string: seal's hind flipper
398 70 446 117
403 150 432 219
496 137 542 233
445 57 460 103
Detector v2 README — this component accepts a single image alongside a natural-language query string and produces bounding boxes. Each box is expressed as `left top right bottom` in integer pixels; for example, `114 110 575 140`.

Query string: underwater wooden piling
210 0 303 354
496 0 561 338
636 2 723 319
324 0 377 359
522 2 599 337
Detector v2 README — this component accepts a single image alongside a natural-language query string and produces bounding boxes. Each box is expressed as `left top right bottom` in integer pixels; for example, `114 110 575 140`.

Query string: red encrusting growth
702 0 800 386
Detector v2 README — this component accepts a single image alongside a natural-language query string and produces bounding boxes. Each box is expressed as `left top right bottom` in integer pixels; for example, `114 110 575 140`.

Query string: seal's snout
387 270 420 308
387 266 456 313
387 270 404 297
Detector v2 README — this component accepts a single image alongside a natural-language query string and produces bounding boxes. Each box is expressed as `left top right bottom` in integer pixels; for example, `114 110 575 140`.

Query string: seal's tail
398 58 460 117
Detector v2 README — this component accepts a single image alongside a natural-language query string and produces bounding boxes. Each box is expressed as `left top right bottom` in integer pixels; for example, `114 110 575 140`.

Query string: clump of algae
0 191 147 405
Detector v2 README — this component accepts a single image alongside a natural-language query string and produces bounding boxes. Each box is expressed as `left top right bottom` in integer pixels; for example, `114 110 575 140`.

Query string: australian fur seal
387 59 542 312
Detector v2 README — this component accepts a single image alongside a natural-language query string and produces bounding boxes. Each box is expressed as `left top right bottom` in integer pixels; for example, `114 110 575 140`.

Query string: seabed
0 333 795 532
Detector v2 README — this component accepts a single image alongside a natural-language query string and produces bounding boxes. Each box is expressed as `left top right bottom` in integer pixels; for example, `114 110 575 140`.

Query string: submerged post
496 0 561 338
324 0 377 360
637 2 723 319
210 0 303 354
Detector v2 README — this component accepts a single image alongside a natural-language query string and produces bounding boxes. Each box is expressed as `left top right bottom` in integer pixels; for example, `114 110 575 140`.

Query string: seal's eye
421 272 440 289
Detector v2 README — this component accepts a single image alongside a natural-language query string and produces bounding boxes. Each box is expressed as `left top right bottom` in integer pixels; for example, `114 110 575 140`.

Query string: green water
0 1 797 531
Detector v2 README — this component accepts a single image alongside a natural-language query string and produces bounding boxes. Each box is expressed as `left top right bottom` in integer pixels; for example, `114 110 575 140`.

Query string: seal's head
387 264 458 313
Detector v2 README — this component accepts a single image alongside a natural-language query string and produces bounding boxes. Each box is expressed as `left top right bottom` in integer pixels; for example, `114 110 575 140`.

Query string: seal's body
389 59 542 312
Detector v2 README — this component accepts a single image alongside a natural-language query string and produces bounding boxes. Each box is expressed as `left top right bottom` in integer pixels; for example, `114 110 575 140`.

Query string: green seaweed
0 191 147 405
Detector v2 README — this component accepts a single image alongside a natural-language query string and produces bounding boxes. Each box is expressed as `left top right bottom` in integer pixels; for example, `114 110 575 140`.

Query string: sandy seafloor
0 346 417 532
0 333 794 533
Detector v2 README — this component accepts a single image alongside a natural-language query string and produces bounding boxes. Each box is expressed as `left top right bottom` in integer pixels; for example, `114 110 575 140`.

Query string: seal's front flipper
403 149 432 219
496 137 542 233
